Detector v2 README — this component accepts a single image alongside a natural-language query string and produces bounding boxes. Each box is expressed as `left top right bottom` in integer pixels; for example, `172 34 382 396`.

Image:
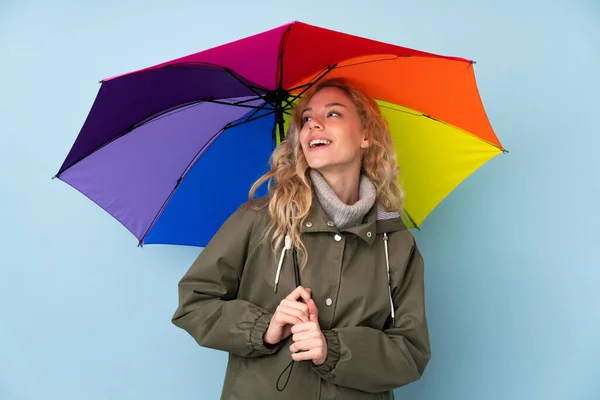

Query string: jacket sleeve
171 203 283 358
312 239 431 393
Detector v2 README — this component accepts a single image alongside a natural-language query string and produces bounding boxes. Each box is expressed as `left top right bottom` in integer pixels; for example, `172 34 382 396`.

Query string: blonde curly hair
249 77 404 268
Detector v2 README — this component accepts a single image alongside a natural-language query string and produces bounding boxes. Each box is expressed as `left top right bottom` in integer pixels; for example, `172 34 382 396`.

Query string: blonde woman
172 78 431 399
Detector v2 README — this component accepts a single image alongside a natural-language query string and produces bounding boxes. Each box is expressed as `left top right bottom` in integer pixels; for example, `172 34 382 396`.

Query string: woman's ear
360 127 370 149
360 136 370 149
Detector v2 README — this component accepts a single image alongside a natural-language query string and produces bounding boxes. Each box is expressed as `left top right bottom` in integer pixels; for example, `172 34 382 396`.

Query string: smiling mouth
309 139 332 148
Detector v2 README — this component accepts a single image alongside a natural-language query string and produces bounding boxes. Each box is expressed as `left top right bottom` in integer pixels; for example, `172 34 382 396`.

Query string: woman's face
298 87 369 175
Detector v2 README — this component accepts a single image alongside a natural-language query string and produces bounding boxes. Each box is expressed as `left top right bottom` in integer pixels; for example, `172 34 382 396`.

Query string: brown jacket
172 197 431 399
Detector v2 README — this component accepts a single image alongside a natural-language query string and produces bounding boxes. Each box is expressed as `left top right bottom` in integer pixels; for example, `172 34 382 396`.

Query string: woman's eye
328 111 340 117
302 116 311 123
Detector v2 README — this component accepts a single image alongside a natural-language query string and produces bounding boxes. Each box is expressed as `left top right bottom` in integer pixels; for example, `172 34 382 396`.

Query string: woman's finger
306 299 319 323
297 287 312 304
285 286 312 302
273 312 303 326
291 348 321 362
276 305 309 322
291 321 319 334
280 300 309 318
292 331 318 342
290 339 321 352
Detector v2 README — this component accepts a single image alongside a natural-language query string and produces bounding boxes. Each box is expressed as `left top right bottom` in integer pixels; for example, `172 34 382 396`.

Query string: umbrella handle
292 247 301 287
276 245 304 392
288 213 301 288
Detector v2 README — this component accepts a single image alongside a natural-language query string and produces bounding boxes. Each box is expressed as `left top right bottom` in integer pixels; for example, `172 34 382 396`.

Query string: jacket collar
300 199 407 245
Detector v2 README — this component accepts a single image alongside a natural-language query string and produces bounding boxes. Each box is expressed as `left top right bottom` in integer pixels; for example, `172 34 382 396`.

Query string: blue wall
1 1 598 399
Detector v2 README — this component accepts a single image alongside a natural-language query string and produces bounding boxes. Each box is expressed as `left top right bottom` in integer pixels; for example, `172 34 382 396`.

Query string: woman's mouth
309 139 332 149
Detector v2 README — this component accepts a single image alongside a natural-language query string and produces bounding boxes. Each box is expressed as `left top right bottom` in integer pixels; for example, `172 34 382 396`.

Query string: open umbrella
54 21 505 248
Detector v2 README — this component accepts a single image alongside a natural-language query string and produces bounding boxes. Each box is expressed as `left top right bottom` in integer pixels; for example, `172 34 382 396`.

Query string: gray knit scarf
309 169 376 230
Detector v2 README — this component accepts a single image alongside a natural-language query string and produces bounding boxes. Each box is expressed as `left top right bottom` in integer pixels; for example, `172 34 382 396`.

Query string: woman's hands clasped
264 286 328 366
264 286 312 345
289 295 327 366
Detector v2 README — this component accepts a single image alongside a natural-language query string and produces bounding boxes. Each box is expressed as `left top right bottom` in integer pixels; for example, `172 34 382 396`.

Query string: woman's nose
308 119 322 130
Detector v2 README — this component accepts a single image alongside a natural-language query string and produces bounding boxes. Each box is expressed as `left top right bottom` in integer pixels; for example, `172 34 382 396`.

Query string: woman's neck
316 169 361 205
309 169 377 230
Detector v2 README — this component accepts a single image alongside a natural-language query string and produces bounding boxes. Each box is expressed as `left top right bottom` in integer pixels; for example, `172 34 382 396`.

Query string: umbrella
54 21 505 249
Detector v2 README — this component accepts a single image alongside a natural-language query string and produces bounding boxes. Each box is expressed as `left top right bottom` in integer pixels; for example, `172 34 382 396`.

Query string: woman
172 78 431 399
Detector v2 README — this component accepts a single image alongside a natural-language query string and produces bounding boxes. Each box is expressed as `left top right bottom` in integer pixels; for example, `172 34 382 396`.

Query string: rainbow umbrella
54 21 505 247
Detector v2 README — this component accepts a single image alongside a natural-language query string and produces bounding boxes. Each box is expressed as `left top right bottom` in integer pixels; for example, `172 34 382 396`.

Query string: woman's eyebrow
302 103 348 114
324 102 347 108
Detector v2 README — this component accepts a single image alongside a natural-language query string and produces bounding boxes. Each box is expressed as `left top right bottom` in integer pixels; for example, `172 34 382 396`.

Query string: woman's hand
289 298 327 366
264 286 312 345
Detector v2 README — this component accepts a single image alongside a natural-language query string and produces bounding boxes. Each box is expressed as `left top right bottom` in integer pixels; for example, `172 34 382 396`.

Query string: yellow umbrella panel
274 53 504 228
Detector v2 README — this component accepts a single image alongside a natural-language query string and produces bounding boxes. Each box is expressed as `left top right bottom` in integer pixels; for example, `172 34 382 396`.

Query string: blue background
1 1 598 399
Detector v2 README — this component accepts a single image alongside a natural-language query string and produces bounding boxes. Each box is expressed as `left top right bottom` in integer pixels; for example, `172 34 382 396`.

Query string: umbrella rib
281 64 338 111
378 104 507 152
152 62 275 107
331 55 404 70
277 23 294 93
284 55 420 94
55 99 208 178
55 96 271 178
377 104 423 117
138 108 275 245
222 67 269 99
283 55 421 100
218 100 275 133
138 125 229 246
283 56 404 98
133 99 211 127
286 82 314 92
160 62 268 93
233 96 270 106
203 98 271 109
185 105 274 180
236 106 265 126
274 23 294 142
135 97 270 129
403 210 420 230
226 109 275 130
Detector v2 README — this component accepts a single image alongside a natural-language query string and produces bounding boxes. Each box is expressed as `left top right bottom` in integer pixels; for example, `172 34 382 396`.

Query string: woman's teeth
309 139 332 148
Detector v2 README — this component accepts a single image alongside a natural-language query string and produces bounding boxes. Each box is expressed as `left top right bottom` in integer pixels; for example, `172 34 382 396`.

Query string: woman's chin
306 160 331 172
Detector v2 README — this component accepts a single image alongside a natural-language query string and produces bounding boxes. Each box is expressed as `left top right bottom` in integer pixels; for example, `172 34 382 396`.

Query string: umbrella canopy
55 21 505 247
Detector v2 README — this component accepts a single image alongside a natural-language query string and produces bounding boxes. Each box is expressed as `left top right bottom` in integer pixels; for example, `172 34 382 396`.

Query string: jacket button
367 231 372 237
306 222 313 228
327 221 334 227
325 298 333 306
334 234 342 241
